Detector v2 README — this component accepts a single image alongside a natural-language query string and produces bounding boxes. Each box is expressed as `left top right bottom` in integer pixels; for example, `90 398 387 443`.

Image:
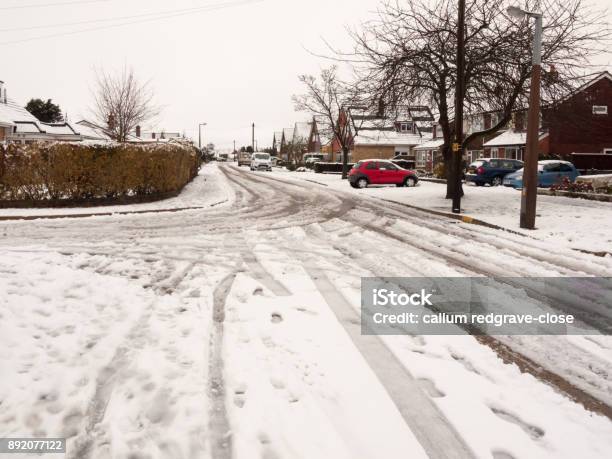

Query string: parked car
250 152 272 171
503 160 580 188
270 156 280 167
238 151 251 166
348 159 419 189
215 152 228 162
465 158 524 186
304 153 325 165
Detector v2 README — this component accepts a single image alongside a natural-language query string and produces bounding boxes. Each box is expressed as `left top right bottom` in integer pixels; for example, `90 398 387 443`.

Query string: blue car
503 160 580 188
466 158 524 186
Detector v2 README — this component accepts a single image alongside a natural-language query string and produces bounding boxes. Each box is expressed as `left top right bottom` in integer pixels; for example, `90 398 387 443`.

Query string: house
75 120 113 143
414 138 445 172
0 80 80 144
132 126 182 142
348 106 435 163
280 127 294 161
466 71 612 170
272 131 283 155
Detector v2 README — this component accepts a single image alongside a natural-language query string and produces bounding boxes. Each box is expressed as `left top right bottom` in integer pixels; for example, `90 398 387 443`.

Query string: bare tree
348 0 609 197
293 67 359 179
92 67 160 142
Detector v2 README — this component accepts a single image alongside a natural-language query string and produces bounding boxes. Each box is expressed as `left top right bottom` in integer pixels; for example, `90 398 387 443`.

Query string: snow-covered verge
267 169 612 254
0 164 232 217
0 250 215 458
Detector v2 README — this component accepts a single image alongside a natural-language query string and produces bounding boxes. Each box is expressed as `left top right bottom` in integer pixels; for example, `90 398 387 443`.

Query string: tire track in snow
300 262 476 459
70 308 153 459
208 272 236 459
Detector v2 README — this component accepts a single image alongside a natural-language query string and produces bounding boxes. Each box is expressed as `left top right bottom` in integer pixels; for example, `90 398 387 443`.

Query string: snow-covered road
1 163 611 459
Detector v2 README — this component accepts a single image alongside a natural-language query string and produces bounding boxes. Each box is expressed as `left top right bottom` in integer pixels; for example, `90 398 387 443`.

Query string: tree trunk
341 146 349 179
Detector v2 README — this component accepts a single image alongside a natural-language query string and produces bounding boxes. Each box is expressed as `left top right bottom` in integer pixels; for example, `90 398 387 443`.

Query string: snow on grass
267 169 612 254
0 249 222 458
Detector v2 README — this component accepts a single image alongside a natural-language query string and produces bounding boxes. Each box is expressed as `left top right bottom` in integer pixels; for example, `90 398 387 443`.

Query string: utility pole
198 123 207 150
452 0 466 214
233 140 236 152
252 123 255 152
508 6 543 230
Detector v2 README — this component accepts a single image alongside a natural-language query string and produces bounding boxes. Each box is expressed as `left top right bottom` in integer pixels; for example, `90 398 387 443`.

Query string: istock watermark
361 277 612 336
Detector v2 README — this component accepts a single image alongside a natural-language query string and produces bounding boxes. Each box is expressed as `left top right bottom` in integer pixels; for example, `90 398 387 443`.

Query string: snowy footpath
1 163 611 459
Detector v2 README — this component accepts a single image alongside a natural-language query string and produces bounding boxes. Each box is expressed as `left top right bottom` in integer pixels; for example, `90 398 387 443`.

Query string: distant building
348 106 435 163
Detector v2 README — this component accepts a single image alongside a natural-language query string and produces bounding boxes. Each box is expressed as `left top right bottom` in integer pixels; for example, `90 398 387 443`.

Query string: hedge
0 141 199 203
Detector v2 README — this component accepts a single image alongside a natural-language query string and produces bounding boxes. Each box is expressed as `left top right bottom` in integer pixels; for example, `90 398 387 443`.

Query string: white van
250 152 272 171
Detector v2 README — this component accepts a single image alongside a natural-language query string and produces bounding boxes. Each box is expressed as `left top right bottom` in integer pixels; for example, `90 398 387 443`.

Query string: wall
352 145 395 162
545 76 612 156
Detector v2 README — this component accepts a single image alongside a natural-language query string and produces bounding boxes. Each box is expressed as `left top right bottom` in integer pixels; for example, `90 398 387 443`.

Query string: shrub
0 141 199 203
550 176 612 195
433 161 446 179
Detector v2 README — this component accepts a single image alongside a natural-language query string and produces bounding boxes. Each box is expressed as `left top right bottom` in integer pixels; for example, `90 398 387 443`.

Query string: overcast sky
1 0 610 150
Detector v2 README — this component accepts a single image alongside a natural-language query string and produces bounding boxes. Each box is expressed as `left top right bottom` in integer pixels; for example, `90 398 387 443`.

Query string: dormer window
399 122 412 133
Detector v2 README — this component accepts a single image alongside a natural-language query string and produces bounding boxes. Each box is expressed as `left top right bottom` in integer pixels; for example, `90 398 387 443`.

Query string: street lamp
198 123 207 150
507 5 543 230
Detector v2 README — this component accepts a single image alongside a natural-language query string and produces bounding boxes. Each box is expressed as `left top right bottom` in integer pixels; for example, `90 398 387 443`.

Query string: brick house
349 106 435 163
471 71 612 170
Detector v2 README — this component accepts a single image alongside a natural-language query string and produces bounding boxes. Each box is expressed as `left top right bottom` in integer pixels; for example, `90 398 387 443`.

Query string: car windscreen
254 154 269 160
352 162 363 169
470 161 485 168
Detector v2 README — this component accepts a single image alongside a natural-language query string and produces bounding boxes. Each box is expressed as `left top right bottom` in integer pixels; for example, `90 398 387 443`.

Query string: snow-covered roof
414 138 445 150
75 120 111 141
0 98 40 126
354 129 423 147
282 128 294 142
39 123 78 135
293 122 312 142
483 130 550 147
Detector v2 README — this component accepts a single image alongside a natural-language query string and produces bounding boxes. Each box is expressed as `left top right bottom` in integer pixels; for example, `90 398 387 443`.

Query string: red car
348 160 419 189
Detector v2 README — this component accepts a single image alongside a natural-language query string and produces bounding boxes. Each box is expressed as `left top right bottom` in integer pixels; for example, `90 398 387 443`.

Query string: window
379 162 398 171
505 147 523 161
366 162 378 170
544 163 561 172
488 160 500 168
604 149 612 155
559 164 573 172
501 160 515 169
399 122 412 132
490 148 499 159
593 105 608 115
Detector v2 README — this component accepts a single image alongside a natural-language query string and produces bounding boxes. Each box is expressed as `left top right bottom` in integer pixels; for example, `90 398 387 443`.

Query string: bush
549 176 611 194
313 162 355 174
0 141 199 202
433 162 446 179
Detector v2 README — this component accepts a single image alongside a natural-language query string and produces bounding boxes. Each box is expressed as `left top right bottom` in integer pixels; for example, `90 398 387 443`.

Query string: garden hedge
0 141 199 204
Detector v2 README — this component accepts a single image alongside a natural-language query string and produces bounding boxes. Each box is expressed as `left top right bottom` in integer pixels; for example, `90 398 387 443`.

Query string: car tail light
477 166 485 175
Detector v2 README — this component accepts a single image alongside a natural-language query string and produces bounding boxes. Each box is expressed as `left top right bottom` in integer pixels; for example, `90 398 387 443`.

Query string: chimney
135 125 141 137
152 132 156 140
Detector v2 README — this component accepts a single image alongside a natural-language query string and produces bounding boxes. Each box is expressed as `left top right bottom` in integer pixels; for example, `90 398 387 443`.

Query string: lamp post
452 0 466 214
507 6 543 230
198 123 207 150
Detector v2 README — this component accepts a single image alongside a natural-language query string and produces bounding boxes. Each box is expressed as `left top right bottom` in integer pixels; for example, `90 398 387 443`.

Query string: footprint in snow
489 406 545 440
271 313 283 323
253 287 264 296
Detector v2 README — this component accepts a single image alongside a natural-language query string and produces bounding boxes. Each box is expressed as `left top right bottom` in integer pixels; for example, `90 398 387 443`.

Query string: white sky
1 0 610 150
